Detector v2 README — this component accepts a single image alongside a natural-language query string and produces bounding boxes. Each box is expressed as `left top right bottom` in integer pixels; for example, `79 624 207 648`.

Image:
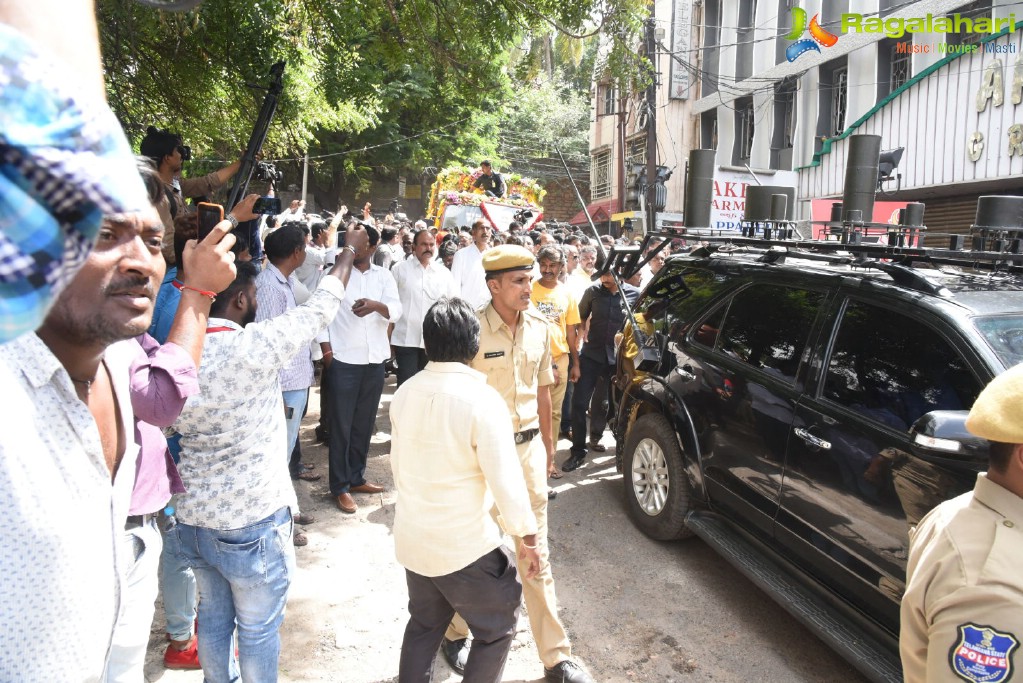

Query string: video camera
254 161 283 184
513 209 534 224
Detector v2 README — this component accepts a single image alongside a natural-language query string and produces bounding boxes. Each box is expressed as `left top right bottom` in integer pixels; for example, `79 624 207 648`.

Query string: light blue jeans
161 496 197 642
282 389 307 462
171 506 295 683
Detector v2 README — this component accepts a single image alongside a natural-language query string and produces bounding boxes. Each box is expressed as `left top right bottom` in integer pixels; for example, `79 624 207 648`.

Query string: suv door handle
794 427 831 450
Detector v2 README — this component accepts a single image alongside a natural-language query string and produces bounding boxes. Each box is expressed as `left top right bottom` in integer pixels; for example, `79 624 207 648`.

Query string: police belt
514 428 539 445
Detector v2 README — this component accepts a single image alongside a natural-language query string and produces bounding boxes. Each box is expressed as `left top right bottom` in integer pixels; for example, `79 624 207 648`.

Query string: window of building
734 98 755 164
702 0 721 96
820 0 849 33
701 284 826 382
823 300 981 428
831 66 848 135
701 110 718 150
601 84 617 116
946 0 993 46
890 43 911 91
771 81 796 170
627 136 647 165
775 82 796 149
736 0 757 81
877 38 912 101
590 148 613 199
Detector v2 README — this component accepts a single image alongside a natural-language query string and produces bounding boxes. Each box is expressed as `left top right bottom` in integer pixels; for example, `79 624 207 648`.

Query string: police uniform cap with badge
900 363 1023 683
482 244 535 277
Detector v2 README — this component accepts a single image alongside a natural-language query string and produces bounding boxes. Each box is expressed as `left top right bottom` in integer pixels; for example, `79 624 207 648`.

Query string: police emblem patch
949 623 1019 682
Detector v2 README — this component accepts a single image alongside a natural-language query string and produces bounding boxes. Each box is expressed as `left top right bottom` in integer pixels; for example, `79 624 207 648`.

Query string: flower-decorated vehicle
427 165 545 232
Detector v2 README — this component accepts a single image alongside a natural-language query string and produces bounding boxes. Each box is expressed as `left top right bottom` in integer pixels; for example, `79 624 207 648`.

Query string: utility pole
644 15 658 236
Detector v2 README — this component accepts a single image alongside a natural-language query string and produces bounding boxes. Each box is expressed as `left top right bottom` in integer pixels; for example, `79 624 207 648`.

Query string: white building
689 0 1023 231
587 0 699 234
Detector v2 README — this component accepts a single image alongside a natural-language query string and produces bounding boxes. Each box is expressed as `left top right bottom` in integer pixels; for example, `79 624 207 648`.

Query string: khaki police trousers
445 435 572 668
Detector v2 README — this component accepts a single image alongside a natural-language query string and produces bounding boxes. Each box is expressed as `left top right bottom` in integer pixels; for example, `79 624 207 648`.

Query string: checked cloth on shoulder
0 23 149 343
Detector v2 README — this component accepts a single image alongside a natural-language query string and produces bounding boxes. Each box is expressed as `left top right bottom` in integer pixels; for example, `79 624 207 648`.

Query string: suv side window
639 265 729 326
702 284 825 382
824 300 982 429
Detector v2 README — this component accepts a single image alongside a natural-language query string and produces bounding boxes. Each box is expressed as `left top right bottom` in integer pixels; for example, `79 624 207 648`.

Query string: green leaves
97 0 647 185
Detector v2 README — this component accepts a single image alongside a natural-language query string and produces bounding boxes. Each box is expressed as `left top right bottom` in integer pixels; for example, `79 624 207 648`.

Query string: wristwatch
225 213 240 229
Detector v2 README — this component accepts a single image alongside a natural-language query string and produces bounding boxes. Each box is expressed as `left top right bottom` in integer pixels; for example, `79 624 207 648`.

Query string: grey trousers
399 546 522 683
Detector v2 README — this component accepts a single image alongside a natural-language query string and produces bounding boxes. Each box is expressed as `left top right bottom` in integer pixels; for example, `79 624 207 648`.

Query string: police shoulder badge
949 623 1019 682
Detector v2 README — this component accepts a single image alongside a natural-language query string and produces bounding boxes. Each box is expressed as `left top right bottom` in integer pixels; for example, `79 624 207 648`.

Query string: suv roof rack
596 226 1023 297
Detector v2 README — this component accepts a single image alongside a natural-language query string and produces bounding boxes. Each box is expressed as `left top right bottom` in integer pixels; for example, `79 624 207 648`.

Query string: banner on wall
709 169 798 230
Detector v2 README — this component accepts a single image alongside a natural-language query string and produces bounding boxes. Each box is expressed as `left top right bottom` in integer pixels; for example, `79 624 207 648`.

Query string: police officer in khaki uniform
441 245 594 683
901 363 1023 683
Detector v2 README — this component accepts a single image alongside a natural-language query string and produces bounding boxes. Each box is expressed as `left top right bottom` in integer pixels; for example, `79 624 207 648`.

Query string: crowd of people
1 64 673 679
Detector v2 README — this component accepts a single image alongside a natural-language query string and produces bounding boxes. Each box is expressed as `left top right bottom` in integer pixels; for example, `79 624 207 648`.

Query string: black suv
610 244 1023 682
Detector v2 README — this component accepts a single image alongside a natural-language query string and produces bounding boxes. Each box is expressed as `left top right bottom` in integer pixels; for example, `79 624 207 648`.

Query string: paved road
144 375 867 682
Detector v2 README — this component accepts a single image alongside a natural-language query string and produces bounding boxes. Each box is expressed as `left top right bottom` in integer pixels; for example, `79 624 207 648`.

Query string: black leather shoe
561 454 586 472
314 425 329 443
441 637 469 675
545 660 595 683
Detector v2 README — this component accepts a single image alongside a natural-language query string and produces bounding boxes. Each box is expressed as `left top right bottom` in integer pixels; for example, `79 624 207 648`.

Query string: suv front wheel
622 413 694 541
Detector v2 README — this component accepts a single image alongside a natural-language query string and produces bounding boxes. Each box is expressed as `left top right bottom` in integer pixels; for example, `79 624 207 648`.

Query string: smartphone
253 196 282 215
197 202 224 241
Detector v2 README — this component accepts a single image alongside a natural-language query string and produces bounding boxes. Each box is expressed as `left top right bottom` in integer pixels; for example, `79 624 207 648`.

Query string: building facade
588 0 700 234
686 0 1021 229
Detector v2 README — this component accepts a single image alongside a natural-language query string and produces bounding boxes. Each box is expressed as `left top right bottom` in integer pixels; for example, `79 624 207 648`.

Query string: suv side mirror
910 410 989 460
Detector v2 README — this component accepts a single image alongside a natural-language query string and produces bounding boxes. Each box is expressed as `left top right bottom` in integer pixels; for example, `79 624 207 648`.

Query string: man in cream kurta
390 297 538 683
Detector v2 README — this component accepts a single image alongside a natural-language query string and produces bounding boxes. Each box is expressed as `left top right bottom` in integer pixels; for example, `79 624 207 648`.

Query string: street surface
144 375 866 682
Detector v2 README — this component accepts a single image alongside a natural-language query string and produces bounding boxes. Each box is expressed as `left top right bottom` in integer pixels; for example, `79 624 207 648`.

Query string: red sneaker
164 638 200 670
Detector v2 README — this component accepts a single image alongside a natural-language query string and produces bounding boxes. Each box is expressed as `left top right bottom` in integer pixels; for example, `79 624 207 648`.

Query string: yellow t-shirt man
530 282 581 359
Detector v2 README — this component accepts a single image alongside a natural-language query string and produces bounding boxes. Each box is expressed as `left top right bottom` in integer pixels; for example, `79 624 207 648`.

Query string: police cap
966 363 1023 444
482 244 535 275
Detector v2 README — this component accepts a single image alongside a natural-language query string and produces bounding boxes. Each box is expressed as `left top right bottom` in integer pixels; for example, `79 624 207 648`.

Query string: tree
96 0 647 200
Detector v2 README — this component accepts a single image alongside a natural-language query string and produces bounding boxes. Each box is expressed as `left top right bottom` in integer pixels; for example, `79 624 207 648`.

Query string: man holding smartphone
0 159 237 681
170 225 369 682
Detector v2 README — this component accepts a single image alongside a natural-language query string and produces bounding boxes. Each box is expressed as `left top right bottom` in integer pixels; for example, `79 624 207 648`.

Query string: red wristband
172 280 217 301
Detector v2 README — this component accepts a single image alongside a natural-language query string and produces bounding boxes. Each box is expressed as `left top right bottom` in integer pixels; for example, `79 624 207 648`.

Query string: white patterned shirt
390 257 457 348
325 263 402 365
0 333 140 681
173 276 346 530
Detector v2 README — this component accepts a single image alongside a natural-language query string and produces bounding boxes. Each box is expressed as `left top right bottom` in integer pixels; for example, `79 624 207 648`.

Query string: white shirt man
391 229 457 385
321 233 402 514
450 219 491 309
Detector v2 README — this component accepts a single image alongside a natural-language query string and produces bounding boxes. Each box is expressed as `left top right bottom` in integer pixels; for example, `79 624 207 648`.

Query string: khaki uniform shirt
901 473 1023 683
471 303 554 433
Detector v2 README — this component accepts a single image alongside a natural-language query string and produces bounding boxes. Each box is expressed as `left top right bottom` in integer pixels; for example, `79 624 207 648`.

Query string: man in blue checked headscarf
0 10 149 344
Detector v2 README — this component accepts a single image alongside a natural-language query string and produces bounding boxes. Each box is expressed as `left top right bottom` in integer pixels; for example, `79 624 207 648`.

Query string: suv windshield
974 315 1023 367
